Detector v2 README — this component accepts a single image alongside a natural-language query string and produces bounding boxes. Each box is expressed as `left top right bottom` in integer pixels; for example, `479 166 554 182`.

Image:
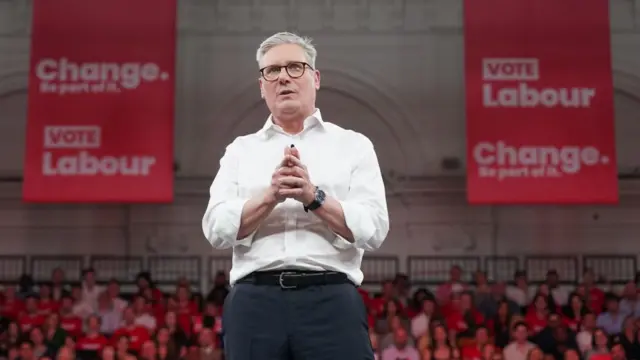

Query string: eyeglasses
259 61 313 82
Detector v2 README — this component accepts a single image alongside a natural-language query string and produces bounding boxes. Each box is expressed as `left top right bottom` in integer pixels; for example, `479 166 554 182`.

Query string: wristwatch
304 186 326 212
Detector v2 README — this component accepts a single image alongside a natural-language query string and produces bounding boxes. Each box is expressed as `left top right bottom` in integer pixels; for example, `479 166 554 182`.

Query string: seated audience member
114 336 132 359
503 321 536 360
112 307 151 353
29 327 55 359
96 291 121 335
527 346 545 360
421 322 460 360
584 328 611 359
18 295 45 333
583 269 605 314
393 274 411 307
481 343 497 360
564 349 581 360
618 282 639 317
49 268 69 302
132 295 156 331
445 292 484 339
69 285 93 321
136 272 164 303
206 271 229 307
0 286 24 319
76 315 109 357
596 294 625 335
525 294 550 335
18 340 36 360
532 313 565 351
545 322 579 359
610 342 626 360
375 299 407 335
506 271 532 311
562 292 588 332
196 328 222 360
545 270 569 306
381 327 419 360
106 280 128 313
36 283 60 315
488 300 514 349
406 288 431 319
139 340 157 360
436 266 467 305
42 312 67 350
58 295 82 338
80 268 105 312
477 281 520 319
379 315 414 350
615 317 635 355
56 344 75 360
156 326 185 359
576 313 597 355
460 326 490 360
473 271 492 307
371 280 401 316
162 311 189 350
411 297 438 339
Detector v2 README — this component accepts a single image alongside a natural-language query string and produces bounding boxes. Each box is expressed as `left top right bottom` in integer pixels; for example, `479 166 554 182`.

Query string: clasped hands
267 145 316 206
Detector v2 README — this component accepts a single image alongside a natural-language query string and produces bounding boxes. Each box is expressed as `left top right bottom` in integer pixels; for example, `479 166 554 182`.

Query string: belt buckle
278 271 298 289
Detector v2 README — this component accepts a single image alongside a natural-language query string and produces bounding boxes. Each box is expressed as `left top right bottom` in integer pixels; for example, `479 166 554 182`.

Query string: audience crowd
0 265 639 360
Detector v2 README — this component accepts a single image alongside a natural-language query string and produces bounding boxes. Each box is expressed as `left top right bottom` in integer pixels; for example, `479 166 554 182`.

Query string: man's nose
277 69 291 83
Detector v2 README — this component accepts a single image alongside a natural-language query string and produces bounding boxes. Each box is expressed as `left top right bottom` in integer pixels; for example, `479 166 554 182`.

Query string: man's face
393 328 408 347
20 343 33 360
259 44 319 119
513 325 528 342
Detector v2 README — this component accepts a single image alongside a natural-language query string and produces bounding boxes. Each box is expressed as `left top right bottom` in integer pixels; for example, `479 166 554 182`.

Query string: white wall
0 0 639 287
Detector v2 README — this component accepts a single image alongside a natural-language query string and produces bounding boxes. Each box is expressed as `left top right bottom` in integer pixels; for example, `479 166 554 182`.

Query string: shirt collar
258 108 325 139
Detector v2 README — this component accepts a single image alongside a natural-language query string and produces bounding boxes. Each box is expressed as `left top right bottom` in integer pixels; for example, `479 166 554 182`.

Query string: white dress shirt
202 109 389 285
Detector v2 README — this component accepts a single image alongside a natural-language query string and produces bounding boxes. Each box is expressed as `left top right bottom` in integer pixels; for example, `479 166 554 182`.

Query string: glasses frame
259 61 314 82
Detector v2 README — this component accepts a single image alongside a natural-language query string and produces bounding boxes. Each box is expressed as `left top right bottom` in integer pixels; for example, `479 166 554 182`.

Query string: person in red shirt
175 285 198 334
76 315 109 354
525 293 549 334
369 280 399 316
583 269 605 314
136 272 164 303
18 296 45 333
0 286 24 320
561 292 588 332
445 292 484 338
37 283 60 315
436 265 468 305
461 326 490 360
58 295 82 338
111 307 151 353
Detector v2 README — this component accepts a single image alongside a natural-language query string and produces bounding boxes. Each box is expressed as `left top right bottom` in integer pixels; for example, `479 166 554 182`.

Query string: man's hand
278 153 316 205
264 146 304 204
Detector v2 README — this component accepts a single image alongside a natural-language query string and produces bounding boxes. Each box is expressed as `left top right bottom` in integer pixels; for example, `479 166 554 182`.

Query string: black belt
236 270 351 289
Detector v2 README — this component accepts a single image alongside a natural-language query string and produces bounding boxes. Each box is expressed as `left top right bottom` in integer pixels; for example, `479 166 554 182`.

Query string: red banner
464 0 618 204
23 0 176 203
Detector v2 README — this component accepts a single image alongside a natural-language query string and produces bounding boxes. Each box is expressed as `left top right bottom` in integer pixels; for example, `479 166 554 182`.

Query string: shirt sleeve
201 139 256 249
332 135 390 251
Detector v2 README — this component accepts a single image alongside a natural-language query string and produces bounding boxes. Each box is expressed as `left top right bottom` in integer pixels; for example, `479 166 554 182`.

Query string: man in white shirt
202 32 389 360
502 321 537 360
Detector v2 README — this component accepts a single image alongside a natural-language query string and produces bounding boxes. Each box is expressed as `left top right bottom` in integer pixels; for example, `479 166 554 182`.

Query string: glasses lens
262 66 281 81
286 63 305 78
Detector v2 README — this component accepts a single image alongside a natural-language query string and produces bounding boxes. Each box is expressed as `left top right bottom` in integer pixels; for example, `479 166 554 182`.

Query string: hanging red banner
23 0 176 203
464 0 618 204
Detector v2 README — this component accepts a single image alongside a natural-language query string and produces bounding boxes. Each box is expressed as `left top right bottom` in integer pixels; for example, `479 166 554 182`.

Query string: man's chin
275 100 301 114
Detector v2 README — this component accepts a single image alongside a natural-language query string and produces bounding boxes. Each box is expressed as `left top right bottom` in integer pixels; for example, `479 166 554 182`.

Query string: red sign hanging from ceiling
23 0 177 203
464 0 618 204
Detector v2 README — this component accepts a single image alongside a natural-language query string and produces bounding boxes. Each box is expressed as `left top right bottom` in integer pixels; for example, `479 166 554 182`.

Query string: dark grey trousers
222 282 374 360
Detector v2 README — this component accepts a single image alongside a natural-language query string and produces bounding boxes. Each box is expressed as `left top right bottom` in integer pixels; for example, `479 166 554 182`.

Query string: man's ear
314 70 321 90
259 78 265 98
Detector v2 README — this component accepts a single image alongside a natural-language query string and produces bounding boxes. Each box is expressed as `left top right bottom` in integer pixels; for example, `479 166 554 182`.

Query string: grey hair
256 32 317 68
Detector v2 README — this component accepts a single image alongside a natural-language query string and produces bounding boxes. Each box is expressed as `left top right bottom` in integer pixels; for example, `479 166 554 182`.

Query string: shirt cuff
211 199 256 248
331 200 378 250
